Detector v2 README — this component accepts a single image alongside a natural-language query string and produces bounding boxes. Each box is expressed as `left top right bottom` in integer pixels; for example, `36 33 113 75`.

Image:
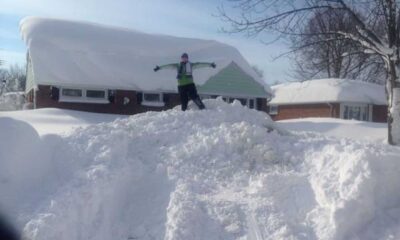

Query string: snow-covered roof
20 17 270 95
270 78 387 105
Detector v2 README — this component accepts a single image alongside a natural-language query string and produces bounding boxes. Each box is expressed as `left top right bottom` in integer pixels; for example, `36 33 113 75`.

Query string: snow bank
270 79 387 105
304 139 400 240
277 117 387 142
2 99 400 240
0 117 56 227
0 92 25 111
20 17 270 94
0 108 124 136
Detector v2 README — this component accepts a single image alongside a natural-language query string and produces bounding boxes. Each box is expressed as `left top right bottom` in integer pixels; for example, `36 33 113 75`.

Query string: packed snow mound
20 17 270 94
2 99 400 240
0 92 25 111
270 78 387 105
0 117 55 225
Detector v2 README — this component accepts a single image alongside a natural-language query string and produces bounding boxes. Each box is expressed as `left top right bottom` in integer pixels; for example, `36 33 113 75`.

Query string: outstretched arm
192 62 216 69
154 63 179 72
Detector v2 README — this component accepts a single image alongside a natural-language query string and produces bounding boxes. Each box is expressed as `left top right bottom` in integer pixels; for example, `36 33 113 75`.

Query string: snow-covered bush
0 92 25 111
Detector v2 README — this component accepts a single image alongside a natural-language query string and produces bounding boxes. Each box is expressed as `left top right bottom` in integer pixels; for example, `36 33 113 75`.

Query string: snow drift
0 117 54 224
1 99 400 240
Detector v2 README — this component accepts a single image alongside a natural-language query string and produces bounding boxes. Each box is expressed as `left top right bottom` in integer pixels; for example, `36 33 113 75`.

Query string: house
20 17 271 114
268 78 388 122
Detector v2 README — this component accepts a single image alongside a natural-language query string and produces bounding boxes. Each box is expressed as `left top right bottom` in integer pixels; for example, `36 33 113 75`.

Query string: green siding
198 61 267 97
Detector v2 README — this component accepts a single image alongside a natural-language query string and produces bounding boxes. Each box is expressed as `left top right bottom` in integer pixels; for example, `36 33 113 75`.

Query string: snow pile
0 118 54 225
0 92 25 111
1 99 400 240
20 17 270 94
270 79 387 105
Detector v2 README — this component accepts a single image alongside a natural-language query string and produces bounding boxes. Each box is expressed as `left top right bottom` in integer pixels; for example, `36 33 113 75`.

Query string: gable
198 62 269 98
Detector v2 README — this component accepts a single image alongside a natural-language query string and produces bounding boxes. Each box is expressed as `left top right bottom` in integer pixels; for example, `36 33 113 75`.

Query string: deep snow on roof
270 78 387 105
20 17 270 94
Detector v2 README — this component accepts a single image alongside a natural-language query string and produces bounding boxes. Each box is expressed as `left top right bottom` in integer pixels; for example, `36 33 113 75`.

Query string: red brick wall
372 105 388 123
35 85 181 115
33 85 269 115
269 103 340 121
267 103 388 123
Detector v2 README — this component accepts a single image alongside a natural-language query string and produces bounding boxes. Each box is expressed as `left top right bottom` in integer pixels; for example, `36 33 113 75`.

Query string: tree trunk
387 60 400 145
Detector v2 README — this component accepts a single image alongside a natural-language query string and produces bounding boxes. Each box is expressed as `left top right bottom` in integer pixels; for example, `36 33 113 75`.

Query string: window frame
249 99 255 109
268 105 278 115
340 103 371 121
61 88 83 97
141 92 165 107
59 87 109 104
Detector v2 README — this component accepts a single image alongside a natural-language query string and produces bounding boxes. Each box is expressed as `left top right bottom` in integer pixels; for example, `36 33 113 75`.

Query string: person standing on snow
154 53 216 111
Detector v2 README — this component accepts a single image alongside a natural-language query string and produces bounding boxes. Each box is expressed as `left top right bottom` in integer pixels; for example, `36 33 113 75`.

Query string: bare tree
220 0 400 145
291 9 386 83
252 65 265 78
0 64 26 93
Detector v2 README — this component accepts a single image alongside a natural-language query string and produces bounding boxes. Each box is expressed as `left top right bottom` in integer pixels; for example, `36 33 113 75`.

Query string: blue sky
0 0 293 83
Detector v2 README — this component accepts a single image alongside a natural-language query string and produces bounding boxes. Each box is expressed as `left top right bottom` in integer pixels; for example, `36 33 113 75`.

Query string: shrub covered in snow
1 99 400 240
0 92 25 111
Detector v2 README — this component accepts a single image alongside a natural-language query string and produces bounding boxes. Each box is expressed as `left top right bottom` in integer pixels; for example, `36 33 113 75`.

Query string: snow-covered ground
0 108 124 136
1 99 400 240
277 118 387 142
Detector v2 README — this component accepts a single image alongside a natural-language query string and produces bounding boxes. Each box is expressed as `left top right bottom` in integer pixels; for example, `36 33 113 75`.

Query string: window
199 95 258 109
62 88 82 97
362 106 369 121
344 106 349 119
249 99 255 109
269 105 278 115
87 90 106 98
59 88 108 103
342 103 370 121
143 93 162 102
237 98 248 106
142 92 165 107
199 95 217 100
219 97 257 109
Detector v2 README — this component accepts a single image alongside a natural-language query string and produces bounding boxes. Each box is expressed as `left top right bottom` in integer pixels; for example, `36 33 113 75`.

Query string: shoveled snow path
4 100 400 240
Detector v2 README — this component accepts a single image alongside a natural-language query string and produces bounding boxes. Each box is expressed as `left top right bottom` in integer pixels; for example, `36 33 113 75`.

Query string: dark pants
178 83 205 111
